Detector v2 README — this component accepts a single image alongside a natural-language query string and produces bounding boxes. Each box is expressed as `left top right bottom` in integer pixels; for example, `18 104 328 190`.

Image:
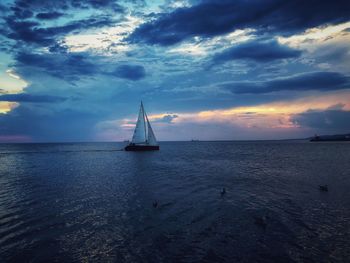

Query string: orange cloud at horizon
148 90 350 130
96 90 350 141
0 102 19 114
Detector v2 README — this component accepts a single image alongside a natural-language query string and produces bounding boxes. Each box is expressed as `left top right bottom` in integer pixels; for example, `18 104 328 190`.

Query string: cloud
129 0 350 46
68 0 125 12
15 52 98 80
14 51 148 82
153 114 178 123
0 3 7 12
9 0 125 13
0 93 67 103
212 39 301 64
292 108 350 131
5 15 117 47
36 12 64 20
0 106 99 142
326 103 346 111
113 65 146 81
220 72 350 94
10 6 33 19
1 0 130 50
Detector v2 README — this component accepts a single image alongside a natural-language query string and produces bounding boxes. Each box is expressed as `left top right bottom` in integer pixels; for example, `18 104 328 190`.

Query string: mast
141 101 147 143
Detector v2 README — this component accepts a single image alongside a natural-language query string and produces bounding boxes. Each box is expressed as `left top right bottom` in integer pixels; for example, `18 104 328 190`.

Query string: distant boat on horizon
124 102 159 151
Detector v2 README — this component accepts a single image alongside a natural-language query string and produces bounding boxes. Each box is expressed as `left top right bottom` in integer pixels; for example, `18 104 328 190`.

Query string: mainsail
131 103 147 143
131 102 158 146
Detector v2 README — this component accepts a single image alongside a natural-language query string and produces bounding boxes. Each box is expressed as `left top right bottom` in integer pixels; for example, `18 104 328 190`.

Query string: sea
0 141 349 263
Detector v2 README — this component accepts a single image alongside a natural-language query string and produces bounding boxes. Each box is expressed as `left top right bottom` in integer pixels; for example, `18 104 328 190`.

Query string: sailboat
124 102 159 151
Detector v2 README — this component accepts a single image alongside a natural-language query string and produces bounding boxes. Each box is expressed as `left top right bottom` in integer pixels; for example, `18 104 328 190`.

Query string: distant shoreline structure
310 133 350 142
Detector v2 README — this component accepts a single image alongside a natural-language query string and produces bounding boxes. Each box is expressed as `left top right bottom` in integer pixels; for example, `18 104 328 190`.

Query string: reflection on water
0 141 350 262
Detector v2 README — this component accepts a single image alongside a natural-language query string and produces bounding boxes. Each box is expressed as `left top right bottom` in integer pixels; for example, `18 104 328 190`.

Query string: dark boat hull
124 145 159 151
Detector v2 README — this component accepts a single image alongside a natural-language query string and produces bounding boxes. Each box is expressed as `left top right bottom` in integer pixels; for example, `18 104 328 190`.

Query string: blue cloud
70 0 125 11
220 72 350 94
129 0 350 46
0 3 7 12
36 12 64 20
9 0 125 13
292 108 350 131
212 40 301 64
5 15 116 47
113 65 146 81
15 52 98 80
0 0 128 50
14 52 147 82
153 114 178 123
0 106 99 142
10 5 33 19
0 93 67 103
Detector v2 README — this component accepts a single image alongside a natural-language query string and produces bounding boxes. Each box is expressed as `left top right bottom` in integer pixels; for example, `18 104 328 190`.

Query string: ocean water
0 141 350 263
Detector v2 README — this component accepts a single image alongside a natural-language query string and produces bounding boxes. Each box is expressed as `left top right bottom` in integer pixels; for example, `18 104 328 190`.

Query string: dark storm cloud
15 52 98 80
129 0 350 46
70 0 124 12
0 0 127 51
212 40 301 64
0 106 99 141
5 19 47 45
11 0 125 12
15 52 147 81
10 6 33 19
220 72 350 94
0 3 7 12
113 65 146 81
292 108 350 131
36 12 64 20
5 15 116 47
11 0 69 11
0 93 67 103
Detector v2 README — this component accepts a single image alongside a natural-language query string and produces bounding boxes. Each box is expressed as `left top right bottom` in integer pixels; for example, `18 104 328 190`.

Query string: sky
0 0 350 142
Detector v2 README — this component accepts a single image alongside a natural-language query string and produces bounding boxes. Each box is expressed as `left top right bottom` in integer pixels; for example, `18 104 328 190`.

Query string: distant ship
124 102 159 151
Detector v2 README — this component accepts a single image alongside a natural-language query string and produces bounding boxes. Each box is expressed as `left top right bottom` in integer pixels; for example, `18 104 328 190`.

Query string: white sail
146 114 158 146
130 102 158 146
131 103 147 144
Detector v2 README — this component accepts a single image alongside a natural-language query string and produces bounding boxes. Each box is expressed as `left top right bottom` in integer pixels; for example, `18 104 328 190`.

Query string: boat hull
124 145 159 151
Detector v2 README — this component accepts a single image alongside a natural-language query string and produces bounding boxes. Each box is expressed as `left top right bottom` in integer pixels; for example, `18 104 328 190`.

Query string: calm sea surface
0 141 349 262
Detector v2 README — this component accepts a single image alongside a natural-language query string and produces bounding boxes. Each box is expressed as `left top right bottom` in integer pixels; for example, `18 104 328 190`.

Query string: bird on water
319 185 328 192
152 201 158 208
220 188 226 196
254 215 268 229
